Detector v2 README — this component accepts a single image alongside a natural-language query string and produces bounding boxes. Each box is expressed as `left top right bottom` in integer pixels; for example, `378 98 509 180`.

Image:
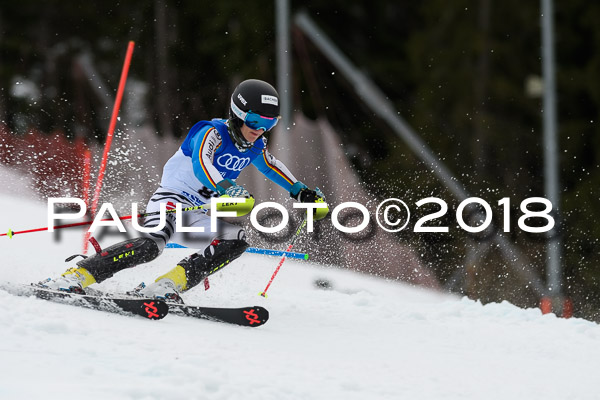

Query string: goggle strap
230 98 247 121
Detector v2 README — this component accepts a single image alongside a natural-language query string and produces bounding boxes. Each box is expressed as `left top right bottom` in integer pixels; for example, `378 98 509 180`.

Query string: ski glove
215 179 255 217
216 179 251 198
290 181 329 220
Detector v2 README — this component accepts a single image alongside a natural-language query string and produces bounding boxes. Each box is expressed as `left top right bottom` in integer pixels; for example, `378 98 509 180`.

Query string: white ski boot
131 278 184 304
37 267 95 294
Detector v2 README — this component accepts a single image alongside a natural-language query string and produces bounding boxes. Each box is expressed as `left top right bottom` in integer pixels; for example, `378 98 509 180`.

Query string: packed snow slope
1 194 600 400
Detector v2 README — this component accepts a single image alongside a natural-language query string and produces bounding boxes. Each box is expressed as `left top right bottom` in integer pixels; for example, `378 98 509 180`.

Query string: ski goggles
231 99 280 131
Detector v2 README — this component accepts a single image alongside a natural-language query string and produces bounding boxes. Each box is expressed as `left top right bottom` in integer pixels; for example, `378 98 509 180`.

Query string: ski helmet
228 79 280 148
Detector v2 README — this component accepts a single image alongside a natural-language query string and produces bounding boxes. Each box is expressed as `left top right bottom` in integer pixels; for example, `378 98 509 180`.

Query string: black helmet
228 79 280 148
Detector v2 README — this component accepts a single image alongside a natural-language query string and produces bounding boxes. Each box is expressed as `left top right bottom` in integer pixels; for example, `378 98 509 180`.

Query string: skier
38 79 328 302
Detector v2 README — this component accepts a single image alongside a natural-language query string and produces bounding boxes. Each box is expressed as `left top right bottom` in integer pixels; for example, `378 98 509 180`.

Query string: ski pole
1 203 210 238
260 215 308 297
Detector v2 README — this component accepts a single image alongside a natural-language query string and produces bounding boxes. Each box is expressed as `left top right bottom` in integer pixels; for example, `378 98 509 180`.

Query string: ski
0 283 168 320
167 303 269 327
0 282 267 325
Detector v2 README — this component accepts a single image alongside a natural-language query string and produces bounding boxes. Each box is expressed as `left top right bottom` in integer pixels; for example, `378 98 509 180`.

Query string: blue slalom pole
165 243 309 260
245 247 309 260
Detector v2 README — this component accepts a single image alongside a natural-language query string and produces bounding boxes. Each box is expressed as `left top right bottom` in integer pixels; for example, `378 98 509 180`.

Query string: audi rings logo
217 154 251 171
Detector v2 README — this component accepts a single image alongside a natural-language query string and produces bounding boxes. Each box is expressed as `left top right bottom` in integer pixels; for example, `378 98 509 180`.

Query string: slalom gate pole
80 145 92 252
165 242 309 260
83 41 135 253
260 215 308 298
245 247 309 260
1 204 210 239
81 146 92 211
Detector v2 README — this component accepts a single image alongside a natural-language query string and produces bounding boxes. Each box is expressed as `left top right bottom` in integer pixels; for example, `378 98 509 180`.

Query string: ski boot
37 267 96 294
129 237 248 303
129 278 184 304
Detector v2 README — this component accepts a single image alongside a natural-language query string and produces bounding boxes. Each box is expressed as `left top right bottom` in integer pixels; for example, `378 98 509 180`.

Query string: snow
1 193 600 400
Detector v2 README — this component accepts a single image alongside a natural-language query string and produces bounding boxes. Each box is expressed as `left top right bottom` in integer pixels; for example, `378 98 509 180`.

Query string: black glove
298 188 319 203
290 182 328 220
290 182 324 202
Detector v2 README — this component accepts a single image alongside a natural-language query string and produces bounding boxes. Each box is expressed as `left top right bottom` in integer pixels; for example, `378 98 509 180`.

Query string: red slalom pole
82 146 92 209
84 41 135 252
81 145 92 252
90 41 135 214
260 216 307 298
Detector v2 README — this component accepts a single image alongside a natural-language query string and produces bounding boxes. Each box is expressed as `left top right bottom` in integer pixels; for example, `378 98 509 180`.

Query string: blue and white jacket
159 119 298 204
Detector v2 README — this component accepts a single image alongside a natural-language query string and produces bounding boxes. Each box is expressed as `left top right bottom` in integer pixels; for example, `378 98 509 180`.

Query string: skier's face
240 123 264 143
